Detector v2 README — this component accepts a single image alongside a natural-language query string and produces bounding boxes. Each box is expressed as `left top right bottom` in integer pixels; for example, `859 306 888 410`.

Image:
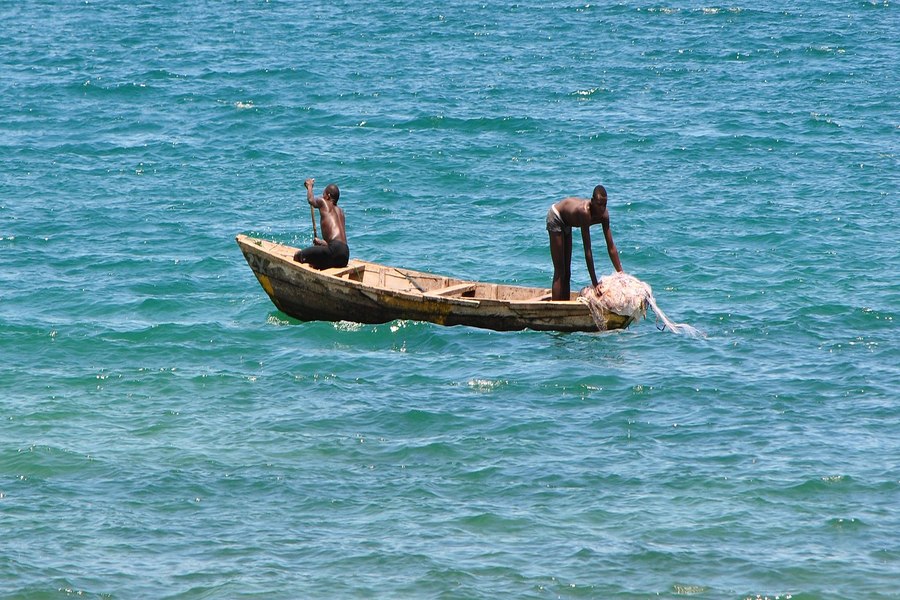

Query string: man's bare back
554 196 609 229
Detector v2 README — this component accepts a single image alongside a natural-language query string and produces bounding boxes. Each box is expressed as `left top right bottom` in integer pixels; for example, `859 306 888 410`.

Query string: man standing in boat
293 178 350 269
546 184 623 301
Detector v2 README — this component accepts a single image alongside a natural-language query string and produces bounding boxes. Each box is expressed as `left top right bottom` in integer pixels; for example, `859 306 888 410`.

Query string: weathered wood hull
236 235 633 332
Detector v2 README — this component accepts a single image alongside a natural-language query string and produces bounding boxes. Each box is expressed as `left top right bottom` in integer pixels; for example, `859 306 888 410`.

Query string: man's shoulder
558 197 586 213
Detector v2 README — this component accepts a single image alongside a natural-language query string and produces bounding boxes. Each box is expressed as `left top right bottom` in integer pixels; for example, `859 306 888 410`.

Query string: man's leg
294 245 330 269
550 231 566 301
561 231 572 300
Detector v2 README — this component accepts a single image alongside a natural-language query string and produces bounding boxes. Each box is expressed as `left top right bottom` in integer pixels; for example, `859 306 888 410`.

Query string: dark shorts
294 240 350 270
546 205 571 236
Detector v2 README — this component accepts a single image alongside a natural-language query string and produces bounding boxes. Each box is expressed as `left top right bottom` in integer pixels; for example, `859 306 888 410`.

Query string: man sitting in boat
546 184 623 300
293 178 350 270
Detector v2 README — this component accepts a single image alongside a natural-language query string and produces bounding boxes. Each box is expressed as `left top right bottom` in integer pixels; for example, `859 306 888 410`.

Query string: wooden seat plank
428 283 477 297
324 264 365 279
524 292 553 302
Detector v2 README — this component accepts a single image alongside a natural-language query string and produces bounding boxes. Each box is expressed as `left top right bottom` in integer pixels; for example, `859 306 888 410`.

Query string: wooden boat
236 235 634 332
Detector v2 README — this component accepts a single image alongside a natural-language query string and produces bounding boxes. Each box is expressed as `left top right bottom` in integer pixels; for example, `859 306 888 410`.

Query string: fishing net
577 272 702 336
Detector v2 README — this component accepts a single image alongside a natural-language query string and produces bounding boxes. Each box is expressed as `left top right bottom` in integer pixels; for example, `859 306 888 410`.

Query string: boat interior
321 262 555 302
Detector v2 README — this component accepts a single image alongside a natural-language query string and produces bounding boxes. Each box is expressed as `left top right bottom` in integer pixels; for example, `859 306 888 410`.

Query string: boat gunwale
236 234 584 307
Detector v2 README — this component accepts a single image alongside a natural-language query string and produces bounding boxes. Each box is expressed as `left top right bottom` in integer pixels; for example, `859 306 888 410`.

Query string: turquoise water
2 1 898 598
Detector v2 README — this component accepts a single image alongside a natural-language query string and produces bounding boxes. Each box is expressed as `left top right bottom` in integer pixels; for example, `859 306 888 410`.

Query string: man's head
324 184 340 204
590 185 608 221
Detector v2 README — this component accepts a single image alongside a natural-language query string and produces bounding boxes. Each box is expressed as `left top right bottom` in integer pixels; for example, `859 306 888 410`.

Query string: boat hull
236 235 632 332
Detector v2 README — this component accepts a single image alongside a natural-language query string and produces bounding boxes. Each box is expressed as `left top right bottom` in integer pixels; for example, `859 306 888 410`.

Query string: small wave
137 68 183 81
393 114 538 133
672 583 708 595
333 320 366 332
780 474 854 496
78 79 150 96
467 378 508 391
699 7 743 15
806 45 846 56
809 112 841 128
827 517 866 530
389 320 412 333
266 314 293 327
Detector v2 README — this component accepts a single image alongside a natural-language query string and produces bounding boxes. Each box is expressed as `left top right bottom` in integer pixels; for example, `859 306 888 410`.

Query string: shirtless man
546 184 623 301
293 178 349 269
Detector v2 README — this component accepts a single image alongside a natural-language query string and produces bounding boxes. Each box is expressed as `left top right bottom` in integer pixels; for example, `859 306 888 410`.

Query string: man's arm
581 227 599 288
305 178 321 208
602 221 624 273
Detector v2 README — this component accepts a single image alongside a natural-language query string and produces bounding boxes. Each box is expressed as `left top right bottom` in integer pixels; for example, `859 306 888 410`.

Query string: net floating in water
577 272 702 336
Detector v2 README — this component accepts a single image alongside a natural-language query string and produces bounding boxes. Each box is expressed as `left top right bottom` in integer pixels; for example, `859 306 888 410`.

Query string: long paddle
306 178 318 242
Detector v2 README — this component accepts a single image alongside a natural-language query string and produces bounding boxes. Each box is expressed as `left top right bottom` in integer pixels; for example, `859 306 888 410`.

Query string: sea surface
1 1 898 598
